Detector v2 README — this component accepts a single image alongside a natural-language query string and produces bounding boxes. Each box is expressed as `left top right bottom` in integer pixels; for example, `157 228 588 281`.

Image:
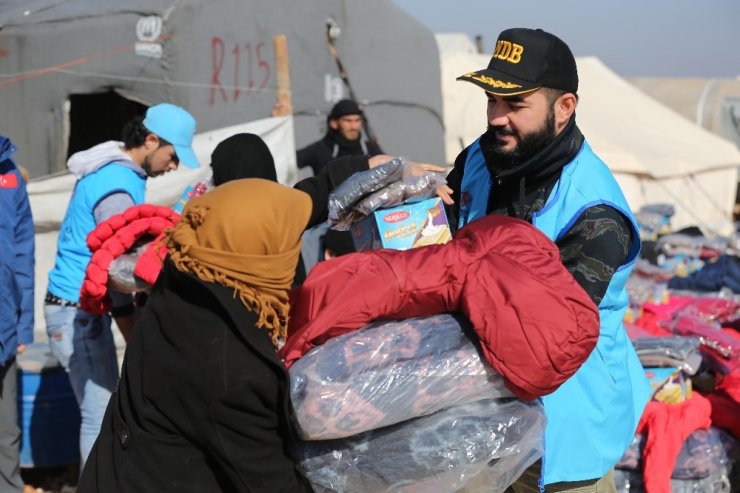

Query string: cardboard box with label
351 197 452 251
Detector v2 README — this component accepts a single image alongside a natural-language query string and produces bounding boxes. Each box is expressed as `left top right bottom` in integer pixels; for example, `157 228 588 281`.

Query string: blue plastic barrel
16 343 80 468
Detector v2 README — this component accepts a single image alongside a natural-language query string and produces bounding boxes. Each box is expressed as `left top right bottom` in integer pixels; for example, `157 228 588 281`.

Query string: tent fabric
437 34 740 234
629 77 740 145
1 0 445 178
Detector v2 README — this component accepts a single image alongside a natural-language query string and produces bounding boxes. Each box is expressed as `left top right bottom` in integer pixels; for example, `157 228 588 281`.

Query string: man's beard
141 155 161 178
480 108 557 170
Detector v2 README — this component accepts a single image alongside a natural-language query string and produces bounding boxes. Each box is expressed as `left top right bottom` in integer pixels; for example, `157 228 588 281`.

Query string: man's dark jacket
297 132 383 176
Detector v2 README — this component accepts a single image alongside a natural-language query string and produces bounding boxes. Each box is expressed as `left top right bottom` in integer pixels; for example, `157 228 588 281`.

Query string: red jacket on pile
281 215 600 400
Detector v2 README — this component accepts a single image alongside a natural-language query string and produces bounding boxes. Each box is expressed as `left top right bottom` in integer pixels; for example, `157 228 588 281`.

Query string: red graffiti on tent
210 37 272 106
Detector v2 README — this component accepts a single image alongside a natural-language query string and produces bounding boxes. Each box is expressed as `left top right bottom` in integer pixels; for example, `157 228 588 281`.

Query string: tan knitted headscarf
164 178 312 346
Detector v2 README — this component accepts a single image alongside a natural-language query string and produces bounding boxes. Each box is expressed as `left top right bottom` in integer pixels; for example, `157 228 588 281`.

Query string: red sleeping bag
281 215 600 401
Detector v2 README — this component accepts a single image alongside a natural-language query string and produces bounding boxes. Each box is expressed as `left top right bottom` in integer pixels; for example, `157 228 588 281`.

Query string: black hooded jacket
297 131 383 176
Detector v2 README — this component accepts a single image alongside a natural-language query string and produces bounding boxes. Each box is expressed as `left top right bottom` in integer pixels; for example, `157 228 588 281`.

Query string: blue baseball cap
143 103 199 168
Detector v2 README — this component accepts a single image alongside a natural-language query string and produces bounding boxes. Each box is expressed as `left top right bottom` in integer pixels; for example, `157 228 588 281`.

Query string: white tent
438 34 740 235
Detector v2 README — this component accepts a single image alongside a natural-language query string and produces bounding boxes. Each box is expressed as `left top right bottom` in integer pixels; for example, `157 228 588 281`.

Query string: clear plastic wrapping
615 427 736 491
632 259 677 280
656 233 726 259
658 300 740 374
614 469 732 493
639 203 676 217
107 242 151 293
626 274 669 306
327 157 448 231
289 314 512 441
298 398 545 493
353 173 448 217
672 427 735 480
632 336 702 375
328 158 406 227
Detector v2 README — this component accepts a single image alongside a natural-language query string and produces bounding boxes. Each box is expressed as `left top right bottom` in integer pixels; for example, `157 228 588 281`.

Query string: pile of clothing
291 315 544 492
617 300 740 492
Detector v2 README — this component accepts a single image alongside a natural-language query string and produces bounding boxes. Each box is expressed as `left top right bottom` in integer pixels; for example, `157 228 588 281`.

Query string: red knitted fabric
80 205 179 314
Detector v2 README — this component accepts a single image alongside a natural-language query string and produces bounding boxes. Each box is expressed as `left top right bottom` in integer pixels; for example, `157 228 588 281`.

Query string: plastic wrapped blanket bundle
298 398 545 493
352 173 448 217
289 314 513 440
632 336 703 375
328 158 406 227
290 314 542 492
327 157 447 231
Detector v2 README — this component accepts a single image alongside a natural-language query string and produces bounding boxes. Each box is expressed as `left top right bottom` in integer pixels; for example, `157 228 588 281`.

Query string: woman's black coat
78 260 313 492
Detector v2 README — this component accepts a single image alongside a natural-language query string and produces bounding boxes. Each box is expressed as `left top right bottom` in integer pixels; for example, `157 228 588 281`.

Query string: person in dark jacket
295 99 385 268
296 99 384 177
78 179 316 492
0 136 34 493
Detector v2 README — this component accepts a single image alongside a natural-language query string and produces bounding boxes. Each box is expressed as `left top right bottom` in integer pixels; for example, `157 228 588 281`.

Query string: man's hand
403 162 448 177
367 154 396 168
368 155 449 177
402 161 454 204
436 183 455 205
16 344 26 355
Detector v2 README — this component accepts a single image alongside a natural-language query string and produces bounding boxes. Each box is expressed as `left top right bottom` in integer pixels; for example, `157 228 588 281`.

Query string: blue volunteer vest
48 163 146 303
460 139 651 485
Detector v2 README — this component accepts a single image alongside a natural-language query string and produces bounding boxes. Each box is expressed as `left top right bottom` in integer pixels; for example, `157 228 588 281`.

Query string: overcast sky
392 0 740 79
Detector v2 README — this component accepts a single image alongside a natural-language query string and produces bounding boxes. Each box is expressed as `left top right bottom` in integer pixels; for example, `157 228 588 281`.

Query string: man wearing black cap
441 28 650 492
296 99 384 176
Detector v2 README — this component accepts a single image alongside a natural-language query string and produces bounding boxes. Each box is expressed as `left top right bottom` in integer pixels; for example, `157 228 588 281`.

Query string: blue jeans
44 304 119 469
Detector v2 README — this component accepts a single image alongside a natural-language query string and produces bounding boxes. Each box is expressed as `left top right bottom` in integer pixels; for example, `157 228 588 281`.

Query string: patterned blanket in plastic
290 314 512 440
298 399 544 493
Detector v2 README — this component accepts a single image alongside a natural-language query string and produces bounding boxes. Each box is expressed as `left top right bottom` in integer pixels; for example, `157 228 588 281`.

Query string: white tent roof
438 34 740 234
577 57 740 178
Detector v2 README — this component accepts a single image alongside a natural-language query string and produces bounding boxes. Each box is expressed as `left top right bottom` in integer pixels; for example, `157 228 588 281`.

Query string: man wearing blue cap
44 103 199 468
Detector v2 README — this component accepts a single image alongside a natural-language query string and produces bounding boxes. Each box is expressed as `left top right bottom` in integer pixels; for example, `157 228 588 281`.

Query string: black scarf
210 133 277 186
325 130 364 156
483 117 584 221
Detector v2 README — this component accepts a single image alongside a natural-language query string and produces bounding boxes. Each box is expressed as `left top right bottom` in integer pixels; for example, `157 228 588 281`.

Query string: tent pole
273 34 293 115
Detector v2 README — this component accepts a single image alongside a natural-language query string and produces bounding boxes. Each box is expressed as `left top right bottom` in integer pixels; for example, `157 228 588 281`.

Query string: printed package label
351 197 452 251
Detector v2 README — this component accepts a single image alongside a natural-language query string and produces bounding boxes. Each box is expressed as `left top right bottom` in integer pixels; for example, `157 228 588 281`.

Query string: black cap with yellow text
457 28 578 96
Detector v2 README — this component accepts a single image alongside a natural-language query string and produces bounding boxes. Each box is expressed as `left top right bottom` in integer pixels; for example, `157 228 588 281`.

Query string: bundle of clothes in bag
291 315 545 493
282 162 604 492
